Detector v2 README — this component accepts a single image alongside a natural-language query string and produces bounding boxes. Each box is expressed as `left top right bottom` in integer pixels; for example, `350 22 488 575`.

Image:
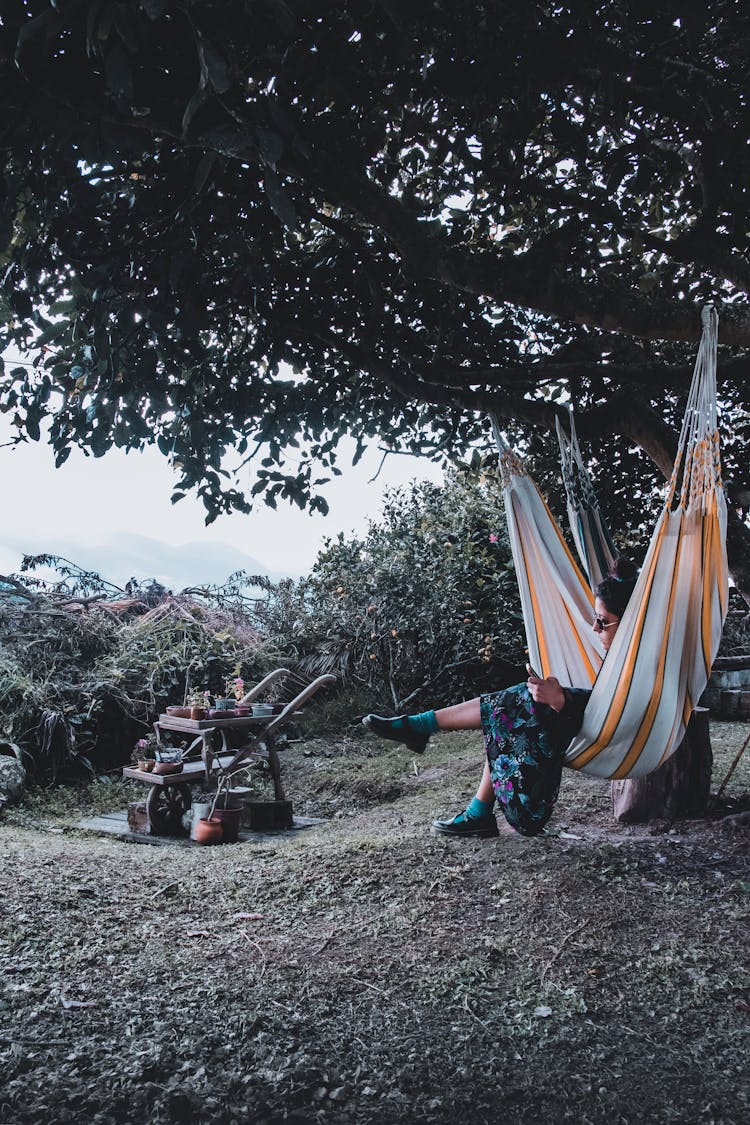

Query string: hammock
492 306 728 779
555 409 617 589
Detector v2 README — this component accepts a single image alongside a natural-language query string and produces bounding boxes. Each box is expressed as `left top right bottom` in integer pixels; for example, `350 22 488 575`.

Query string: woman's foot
431 811 499 838
361 714 432 754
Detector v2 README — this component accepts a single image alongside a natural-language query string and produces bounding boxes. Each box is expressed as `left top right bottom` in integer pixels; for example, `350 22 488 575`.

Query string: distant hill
0 532 293 590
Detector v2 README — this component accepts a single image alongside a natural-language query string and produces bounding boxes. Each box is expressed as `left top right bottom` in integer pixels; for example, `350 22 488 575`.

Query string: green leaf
104 45 135 102
196 33 231 95
182 88 209 135
264 169 299 231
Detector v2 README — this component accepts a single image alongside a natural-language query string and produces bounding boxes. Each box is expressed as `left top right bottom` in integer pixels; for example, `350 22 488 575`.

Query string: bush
0 565 291 781
268 464 528 712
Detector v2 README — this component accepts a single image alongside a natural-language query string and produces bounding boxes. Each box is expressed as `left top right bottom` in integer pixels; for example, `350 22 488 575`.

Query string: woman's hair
594 557 638 619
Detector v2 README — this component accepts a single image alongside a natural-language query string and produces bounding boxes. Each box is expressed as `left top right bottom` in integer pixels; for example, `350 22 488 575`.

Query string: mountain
0 532 293 590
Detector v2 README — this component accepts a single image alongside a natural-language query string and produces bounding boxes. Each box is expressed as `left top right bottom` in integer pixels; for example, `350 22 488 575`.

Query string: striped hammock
555 409 617 589
492 306 728 779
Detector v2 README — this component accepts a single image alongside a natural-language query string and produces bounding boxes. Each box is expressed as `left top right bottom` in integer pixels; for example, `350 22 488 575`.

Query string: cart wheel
146 784 192 836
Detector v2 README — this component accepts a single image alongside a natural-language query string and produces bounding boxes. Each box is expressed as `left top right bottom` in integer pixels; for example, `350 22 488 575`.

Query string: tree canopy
1 1 749 591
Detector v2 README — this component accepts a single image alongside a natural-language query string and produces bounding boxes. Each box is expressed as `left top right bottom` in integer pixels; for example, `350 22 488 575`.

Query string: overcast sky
0 412 443 582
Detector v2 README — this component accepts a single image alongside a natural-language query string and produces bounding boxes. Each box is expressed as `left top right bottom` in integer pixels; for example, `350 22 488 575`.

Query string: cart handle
262 674 338 737
238 668 291 706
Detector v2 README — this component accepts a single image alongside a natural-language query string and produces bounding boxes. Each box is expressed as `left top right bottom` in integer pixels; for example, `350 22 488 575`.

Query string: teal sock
407 710 439 736
465 796 494 820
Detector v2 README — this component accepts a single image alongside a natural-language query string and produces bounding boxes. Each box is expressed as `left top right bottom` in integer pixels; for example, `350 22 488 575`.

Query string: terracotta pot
153 762 182 776
190 706 206 721
189 802 212 840
235 706 251 717
136 759 154 772
193 817 224 845
166 706 191 718
210 806 241 844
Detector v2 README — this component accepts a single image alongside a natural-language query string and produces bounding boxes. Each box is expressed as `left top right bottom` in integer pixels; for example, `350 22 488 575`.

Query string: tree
1 1 749 595
288 465 527 711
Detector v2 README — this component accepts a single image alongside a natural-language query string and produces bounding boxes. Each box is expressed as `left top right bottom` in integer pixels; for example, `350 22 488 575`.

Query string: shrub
272 464 527 711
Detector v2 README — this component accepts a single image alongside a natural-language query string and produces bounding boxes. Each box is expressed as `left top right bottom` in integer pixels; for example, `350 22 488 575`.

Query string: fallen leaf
187 930 210 938
60 996 98 1010
533 1005 552 1018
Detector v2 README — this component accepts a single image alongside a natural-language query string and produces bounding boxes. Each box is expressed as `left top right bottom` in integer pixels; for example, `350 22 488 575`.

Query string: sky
0 411 444 585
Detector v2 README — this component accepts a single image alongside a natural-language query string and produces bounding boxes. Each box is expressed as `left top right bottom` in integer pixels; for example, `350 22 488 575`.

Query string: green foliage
281 466 527 710
97 600 280 711
1 0 749 539
0 566 290 782
718 592 750 656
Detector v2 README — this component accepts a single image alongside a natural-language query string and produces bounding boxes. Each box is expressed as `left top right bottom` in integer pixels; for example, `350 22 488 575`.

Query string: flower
187 686 209 707
488 533 499 544
226 675 246 699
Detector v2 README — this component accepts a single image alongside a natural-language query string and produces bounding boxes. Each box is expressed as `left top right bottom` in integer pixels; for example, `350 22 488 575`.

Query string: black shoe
361 714 429 754
431 812 499 838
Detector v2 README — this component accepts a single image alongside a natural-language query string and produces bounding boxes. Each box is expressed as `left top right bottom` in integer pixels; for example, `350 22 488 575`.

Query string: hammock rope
555 408 617 589
493 306 728 780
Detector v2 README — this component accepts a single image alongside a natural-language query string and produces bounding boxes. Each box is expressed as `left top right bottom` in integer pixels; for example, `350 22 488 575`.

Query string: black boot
361 714 430 754
431 811 499 838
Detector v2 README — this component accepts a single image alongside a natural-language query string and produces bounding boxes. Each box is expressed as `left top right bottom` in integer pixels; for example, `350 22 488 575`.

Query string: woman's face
593 597 620 652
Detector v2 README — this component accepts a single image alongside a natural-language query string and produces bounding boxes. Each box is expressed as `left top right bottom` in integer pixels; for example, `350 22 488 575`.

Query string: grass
0 717 749 1124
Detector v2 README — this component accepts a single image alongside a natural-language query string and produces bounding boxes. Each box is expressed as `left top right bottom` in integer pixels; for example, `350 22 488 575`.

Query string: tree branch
294 154 750 346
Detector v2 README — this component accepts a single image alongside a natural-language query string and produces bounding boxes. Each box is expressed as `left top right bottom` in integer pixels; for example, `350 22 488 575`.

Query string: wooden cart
123 669 336 835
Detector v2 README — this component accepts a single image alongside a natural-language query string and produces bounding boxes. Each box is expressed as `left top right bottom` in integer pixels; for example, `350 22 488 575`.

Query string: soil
1 720 749 1124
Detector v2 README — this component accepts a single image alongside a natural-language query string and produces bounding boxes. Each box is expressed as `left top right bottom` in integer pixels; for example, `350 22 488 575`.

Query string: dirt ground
1 720 749 1125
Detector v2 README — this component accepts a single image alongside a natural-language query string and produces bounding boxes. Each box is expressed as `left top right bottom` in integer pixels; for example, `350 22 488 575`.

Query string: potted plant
132 738 155 772
153 745 183 775
213 674 245 715
203 773 243 843
234 676 252 716
193 811 223 845
165 703 191 719
187 688 211 721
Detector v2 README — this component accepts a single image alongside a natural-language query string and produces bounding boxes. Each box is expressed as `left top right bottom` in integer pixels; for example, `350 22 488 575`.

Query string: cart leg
267 737 286 803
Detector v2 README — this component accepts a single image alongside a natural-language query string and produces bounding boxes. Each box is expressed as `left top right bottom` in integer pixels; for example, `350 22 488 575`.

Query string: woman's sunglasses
593 615 618 631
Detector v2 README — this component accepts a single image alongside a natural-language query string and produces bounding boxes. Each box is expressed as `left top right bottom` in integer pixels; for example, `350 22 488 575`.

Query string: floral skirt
480 684 588 837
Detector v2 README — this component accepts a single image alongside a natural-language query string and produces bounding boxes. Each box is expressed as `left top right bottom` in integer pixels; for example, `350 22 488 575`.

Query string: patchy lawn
1 720 749 1124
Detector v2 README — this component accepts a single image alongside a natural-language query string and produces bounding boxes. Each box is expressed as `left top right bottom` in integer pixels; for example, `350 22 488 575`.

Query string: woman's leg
474 760 495 804
431 758 497 837
434 697 482 731
362 696 498 836
362 696 482 750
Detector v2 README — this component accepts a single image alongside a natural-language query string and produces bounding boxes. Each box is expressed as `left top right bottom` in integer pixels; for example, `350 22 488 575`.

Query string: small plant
207 767 248 818
132 736 158 771
186 687 212 709
225 675 245 701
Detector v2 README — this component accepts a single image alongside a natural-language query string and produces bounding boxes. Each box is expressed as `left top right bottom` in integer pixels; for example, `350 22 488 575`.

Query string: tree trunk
610 708 712 824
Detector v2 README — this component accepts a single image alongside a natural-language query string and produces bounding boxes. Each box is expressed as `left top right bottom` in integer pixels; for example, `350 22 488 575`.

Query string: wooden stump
611 708 712 824
127 801 150 835
247 800 294 830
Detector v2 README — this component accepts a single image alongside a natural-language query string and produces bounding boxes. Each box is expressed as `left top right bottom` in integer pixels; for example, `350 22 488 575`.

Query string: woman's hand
527 672 566 712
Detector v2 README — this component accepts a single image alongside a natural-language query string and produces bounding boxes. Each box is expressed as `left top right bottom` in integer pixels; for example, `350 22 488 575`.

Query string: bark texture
610 709 713 824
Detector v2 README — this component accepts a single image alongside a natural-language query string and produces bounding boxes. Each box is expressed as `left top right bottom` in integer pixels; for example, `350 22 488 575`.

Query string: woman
363 558 637 838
